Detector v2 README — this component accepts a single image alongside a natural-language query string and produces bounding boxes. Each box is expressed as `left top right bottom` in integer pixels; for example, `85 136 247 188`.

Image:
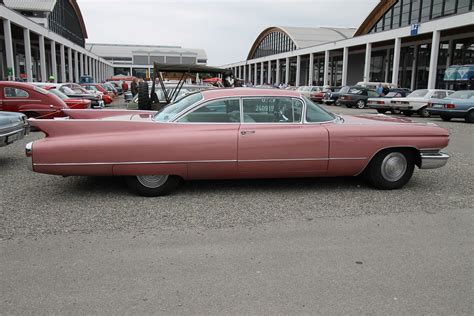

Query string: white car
390 89 454 117
296 86 323 98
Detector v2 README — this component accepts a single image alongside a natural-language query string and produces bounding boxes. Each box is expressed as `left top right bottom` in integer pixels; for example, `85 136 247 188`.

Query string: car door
173 98 241 179
238 97 329 177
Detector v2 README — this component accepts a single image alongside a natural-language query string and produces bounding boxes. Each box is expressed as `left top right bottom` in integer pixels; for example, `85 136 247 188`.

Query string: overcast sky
77 0 379 66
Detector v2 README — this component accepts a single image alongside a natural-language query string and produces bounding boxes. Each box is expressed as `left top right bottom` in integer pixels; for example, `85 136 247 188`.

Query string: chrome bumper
420 152 450 169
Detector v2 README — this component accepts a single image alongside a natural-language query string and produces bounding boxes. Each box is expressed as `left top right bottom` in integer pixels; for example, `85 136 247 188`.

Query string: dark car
322 86 350 106
338 87 380 109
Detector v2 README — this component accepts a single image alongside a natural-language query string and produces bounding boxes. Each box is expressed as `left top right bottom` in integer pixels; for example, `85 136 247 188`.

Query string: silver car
0 112 29 147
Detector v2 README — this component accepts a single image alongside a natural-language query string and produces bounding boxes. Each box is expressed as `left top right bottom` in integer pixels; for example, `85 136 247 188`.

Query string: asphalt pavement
0 98 473 314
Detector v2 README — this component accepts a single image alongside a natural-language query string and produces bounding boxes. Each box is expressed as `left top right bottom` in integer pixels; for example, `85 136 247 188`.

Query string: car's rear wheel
465 110 474 123
440 115 452 122
335 100 341 106
125 175 181 196
403 111 413 117
365 149 415 190
418 107 431 118
377 109 387 114
356 100 366 109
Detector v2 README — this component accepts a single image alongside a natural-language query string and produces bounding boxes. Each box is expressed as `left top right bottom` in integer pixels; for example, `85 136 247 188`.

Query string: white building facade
85 43 208 79
223 0 473 90
0 0 114 82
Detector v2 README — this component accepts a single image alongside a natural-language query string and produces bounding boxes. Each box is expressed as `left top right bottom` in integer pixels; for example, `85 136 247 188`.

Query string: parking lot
1 100 473 313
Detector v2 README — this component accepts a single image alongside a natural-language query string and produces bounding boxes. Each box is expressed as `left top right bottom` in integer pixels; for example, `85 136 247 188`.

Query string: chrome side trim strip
34 157 367 167
0 128 25 138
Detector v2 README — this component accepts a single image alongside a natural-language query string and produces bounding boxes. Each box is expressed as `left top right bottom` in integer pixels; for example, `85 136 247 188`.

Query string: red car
26 88 450 196
39 85 91 110
0 81 68 118
81 83 113 104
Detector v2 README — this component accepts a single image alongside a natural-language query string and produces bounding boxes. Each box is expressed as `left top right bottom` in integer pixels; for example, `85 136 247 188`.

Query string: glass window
348 87 367 95
304 97 335 123
432 0 443 18
242 97 302 123
400 0 411 26
410 0 421 23
154 92 203 122
420 0 432 22
448 90 474 99
432 91 447 98
444 0 456 15
408 89 429 97
457 0 471 13
4 87 29 98
177 99 240 123
368 91 381 97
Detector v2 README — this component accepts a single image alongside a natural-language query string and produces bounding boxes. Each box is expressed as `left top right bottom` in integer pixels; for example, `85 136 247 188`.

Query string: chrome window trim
173 97 241 124
240 96 305 125
3 87 30 99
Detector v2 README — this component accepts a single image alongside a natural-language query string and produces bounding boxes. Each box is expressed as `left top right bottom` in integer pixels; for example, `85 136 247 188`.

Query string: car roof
200 88 301 100
0 81 37 89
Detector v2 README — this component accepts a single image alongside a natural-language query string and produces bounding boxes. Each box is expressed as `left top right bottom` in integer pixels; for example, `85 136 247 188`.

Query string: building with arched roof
224 0 473 90
1 0 114 82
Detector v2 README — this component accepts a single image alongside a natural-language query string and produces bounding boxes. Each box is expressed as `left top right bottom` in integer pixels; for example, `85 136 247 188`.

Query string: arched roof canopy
354 0 398 36
247 26 355 60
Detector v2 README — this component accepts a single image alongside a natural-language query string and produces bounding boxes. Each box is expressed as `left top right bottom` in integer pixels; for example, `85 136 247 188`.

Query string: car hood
0 111 26 125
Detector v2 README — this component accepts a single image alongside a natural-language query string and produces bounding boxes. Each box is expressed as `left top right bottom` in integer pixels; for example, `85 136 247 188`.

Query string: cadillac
26 88 450 196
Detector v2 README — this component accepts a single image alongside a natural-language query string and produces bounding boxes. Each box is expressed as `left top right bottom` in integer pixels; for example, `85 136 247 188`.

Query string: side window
433 91 447 99
177 99 240 123
368 91 379 97
4 87 29 98
242 97 302 123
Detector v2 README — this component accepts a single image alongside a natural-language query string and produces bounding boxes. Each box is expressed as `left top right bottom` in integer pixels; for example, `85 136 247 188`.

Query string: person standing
130 78 138 96
121 80 129 92
376 83 383 95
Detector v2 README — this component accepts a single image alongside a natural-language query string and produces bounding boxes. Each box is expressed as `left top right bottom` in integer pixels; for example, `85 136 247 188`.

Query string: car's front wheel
125 175 181 196
365 149 415 190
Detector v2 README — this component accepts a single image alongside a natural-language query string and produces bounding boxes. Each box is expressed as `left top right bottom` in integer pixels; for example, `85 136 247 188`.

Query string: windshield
48 88 68 100
408 89 429 98
153 92 203 122
447 90 474 99
339 86 351 94
304 96 336 122
385 92 400 98
60 86 76 95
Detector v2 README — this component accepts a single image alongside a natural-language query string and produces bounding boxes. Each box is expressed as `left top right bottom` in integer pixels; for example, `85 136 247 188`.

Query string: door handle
240 130 255 135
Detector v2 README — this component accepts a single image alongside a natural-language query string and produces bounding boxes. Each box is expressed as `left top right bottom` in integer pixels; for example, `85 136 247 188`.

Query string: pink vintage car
26 88 450 196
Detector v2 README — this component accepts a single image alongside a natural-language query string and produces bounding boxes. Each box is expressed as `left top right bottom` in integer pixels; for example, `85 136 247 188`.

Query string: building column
363 42 372 82
74 51 79 83
80 53 84 76
411 45 418 91
275 59 280 85
427 31 440 89
68 47 73 82
60 44 66 83
85 56 89 75
341 47 349 86
384 48 390 83
50 40 57 82
38 35 47 82
267 60 272 84
323 51 330 86
23 28 33 82
254 63 257 85
243 64 247 82
3 19 15 80
295 55 301 86
391 37 401 85
285 57 289 84
259 62 264 84
308 54 314 85
248 64 251 82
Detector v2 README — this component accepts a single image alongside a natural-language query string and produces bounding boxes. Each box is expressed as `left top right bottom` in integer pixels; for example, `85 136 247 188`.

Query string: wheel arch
357 146 421 176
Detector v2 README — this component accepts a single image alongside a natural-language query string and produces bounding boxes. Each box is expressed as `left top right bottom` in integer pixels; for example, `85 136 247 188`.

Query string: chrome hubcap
137 175 168 189
381 153 407 182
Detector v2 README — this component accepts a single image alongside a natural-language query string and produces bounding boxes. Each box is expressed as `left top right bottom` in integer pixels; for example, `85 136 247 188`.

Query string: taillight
444 104 455 109
377 101 385 104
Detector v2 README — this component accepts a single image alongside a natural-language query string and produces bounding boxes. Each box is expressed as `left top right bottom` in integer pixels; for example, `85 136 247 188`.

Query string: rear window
348 88 366 95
